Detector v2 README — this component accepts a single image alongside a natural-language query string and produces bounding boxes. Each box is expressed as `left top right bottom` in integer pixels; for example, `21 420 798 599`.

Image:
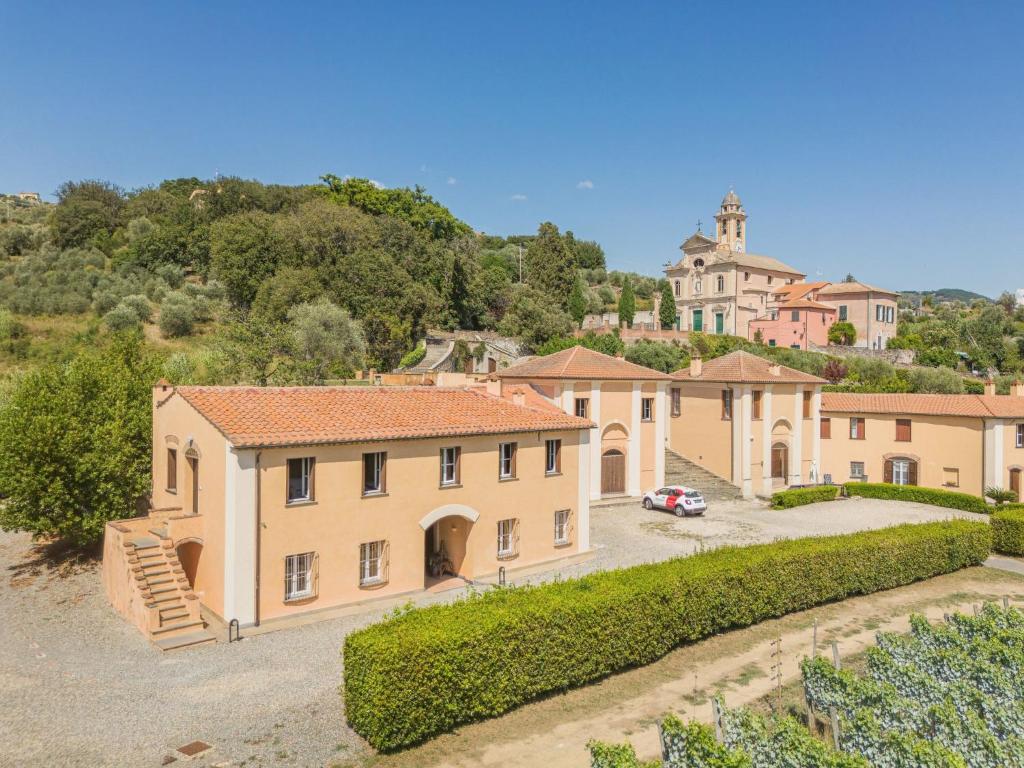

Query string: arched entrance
771 443 789 481
420 505 479 583
175 540 202 589
601 422 629 496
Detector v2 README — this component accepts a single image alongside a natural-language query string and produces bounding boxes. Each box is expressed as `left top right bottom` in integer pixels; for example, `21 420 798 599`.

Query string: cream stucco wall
818 291 898 350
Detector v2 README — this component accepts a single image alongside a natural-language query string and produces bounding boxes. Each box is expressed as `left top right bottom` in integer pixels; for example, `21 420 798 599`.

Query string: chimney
689 354 703 378
984 378 996 396
511 387 526 407
1013 379 1024 398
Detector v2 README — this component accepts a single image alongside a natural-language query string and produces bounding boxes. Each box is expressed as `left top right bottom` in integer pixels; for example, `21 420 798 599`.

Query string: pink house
748 299 836 350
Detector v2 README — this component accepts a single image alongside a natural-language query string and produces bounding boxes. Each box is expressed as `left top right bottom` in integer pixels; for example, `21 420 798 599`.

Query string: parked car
641 485 707 517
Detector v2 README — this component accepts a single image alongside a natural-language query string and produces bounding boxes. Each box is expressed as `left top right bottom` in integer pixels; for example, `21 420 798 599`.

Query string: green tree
624 340 687 373
285 299 365 384
52 179 125 250
659 280 676 329
498 284 574 350
525 222 576 303
251 267 325 324
0 334 159 545
209 210 287 307
618 276 636 327
568 274 587 328
828 321 857 346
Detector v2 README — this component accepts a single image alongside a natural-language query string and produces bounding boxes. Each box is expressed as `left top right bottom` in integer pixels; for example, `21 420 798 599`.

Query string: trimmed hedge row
343 520 990 751
843 482 991 514
992 508 1024 555
771 485 841 509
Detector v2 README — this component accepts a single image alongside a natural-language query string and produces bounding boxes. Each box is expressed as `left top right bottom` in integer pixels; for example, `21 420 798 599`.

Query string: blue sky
2 1 1021 296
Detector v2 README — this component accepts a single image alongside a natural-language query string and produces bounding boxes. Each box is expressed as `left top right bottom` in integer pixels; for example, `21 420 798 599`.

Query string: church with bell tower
663 190 805 338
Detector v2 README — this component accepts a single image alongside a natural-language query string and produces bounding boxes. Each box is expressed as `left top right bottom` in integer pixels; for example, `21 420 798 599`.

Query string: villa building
667 350 827 498
664 191 806 339
103 383 592 647
815 281 899 350
496 346 670 498
820 386 1024 497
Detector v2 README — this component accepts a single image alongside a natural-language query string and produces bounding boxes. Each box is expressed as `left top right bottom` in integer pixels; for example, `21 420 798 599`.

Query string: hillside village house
496 346 670 498
820 385 1024 497
103 383 592 647
815 281 899 350
667 351 827 498
664 191 807 338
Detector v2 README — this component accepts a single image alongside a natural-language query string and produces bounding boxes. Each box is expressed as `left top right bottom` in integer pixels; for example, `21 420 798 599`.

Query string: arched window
674 280 680 297
885 457 918 486
693 258 704 268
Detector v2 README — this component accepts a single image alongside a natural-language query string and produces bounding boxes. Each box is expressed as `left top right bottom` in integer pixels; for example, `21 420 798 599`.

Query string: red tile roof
780 299 836 311
821 392 1024 418
672 350 827 384
774 282 830 301
497 345 672 381
817 280 898 297
171 386 592 448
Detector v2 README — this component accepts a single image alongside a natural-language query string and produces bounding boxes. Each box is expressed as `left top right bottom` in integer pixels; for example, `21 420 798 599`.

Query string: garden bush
843 482 991 514
771 485 840 509
992 508 1024 556
343 520 990 751
398 343 426 369
158 293 196 337
103 304 142 332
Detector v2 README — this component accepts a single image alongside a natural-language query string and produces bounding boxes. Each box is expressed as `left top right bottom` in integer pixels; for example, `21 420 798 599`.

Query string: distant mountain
899 288 990 305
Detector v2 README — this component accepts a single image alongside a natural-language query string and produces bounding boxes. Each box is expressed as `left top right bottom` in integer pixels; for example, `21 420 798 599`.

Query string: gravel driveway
0 498 984 768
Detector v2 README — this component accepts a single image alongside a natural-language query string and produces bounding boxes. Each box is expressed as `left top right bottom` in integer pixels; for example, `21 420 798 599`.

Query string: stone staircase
665 449 744 501
124 527 215 651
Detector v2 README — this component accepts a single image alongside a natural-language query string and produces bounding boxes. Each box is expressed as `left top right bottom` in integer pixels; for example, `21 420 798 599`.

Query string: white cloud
510 193 528 201
447 177 457 185
368 179 384 189
577 179 594 190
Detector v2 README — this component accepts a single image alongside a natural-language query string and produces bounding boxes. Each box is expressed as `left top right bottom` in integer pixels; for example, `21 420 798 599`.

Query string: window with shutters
498 442 517 480
886 457 918 486
751 390 762 420
850 417 865 440
287 457 314 503
895 419 912 442
574 397 589 418
497 518 518 559
820 418 831 439
671 388 681 417
440 447 461 486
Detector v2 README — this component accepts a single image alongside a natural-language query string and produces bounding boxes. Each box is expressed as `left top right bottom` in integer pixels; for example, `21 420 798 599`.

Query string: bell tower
714 189 747 252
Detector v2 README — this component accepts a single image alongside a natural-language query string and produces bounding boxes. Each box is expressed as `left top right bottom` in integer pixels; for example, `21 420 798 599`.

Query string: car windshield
684 490 702 498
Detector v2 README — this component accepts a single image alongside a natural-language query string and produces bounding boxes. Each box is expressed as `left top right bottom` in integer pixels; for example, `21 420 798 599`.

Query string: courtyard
0 497 1000 767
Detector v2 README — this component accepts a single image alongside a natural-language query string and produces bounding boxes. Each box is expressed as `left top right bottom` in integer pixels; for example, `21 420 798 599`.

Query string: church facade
664 191 807 340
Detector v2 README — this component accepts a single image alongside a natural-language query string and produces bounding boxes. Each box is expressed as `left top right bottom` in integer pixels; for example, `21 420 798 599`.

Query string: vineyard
590 603 1024 767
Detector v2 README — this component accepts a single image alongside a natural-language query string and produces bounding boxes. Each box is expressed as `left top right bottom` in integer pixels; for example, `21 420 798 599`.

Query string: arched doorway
884 456 919 486
771 443 789 481
420 505 479 583
602 450 626 494
175 540 202 589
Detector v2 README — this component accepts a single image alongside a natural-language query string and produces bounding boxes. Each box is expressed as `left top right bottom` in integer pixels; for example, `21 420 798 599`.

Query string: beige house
815 281 899 350
665 191 806 338
497 346 671 498
821 387 1024 496
103 383 591 647
667 351 827 498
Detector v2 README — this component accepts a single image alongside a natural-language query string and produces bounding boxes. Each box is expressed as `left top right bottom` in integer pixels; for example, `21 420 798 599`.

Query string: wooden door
715 312 724 334
692 310 703 332
601 450 625 494
1012 469 1022 502
771 444 788 479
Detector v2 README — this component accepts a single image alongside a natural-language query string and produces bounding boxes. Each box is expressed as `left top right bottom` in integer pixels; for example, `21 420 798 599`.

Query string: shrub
991 508 1024 555
398 344 426 369
158 293 195 337
103 304 142 332
118 294 152 323
771 485 840 508
844 482 990 514
343 520 990 751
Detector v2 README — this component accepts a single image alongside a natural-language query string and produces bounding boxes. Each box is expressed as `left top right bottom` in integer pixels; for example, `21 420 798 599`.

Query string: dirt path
346 567 1024 768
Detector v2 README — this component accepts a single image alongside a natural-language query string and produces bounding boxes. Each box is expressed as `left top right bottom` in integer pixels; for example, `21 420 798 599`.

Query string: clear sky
2 1 1021 296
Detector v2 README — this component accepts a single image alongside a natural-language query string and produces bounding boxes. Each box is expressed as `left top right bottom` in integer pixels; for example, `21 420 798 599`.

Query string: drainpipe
254 450 262 627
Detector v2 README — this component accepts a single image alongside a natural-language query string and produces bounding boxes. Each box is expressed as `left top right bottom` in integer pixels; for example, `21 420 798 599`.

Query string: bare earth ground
0 497 1004 768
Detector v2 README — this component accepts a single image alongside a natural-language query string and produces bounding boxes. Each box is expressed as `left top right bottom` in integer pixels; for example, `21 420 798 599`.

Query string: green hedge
771 485 840 509
843 482 991 514
992 508 1024 555
343 521 990 751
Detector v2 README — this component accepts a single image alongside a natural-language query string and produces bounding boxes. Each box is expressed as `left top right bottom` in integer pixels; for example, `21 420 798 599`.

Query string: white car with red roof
641 485 707 517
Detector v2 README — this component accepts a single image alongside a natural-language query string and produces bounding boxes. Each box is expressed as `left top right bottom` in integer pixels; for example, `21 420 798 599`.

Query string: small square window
850 418 865 440
574 397 589 419
896 419 912 442
850 462 865 480
641 397 654 421
943 468 960 488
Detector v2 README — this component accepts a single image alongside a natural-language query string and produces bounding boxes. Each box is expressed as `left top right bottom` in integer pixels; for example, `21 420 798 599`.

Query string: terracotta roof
775 282 830 301
817 281 898 297
821 392 1024 418
497 346 672 381
672 350 827 384
171 386 591 448
726 252 806 276
780 299 836 311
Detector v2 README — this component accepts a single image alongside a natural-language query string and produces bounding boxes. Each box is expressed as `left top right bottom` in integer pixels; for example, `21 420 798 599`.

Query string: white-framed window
892 459 911 485
1017 423 1024 448
554 509 571 545
499 442 517 479
545 439 561 475
575 397 589 418
440 446 460 486
641 397 654 421
850 462 865 480
362 451 386 495
284 552 315 600
716 275 725 293
287 457 314 503
497 518 518 559
359 540 386 586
